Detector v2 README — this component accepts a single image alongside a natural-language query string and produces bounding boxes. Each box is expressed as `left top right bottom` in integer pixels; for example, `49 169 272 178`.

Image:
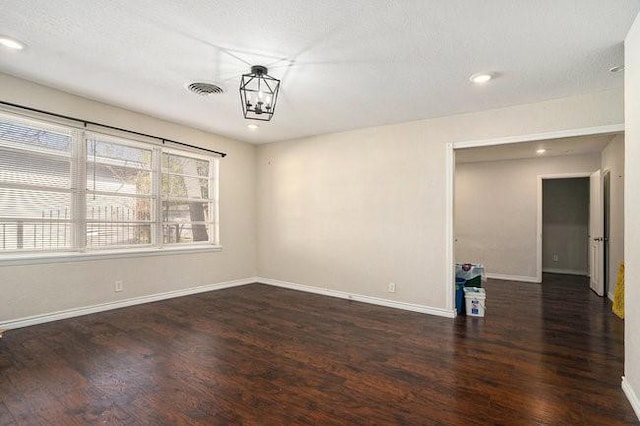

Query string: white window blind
0 113 77 252
0 110 220 256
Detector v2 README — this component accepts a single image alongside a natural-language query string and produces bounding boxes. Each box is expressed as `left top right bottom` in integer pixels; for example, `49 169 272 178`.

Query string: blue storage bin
455 277 466 315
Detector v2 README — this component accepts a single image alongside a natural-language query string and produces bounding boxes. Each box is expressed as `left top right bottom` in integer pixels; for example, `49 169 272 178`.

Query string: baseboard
0 277 258 330
1 276 456 329
622 376 640 421
608 291 615 302
256 277 456 318
542 268 588 276
486 273 540 283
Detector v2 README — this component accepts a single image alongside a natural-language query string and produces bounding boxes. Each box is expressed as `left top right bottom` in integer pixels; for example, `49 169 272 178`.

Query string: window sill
0 245 223 267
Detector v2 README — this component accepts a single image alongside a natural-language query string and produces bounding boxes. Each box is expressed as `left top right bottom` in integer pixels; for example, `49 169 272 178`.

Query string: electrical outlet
388 282 396 293
115 280 124 292
552 254 559 262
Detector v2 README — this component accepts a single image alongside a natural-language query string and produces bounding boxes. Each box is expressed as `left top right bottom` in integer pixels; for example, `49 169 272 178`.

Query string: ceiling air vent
186 81 224 96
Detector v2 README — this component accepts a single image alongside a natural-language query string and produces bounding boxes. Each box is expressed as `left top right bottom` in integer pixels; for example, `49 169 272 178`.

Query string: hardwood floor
0 274 636 425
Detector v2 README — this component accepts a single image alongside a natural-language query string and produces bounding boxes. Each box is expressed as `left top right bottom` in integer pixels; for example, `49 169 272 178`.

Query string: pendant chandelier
239 65 280 121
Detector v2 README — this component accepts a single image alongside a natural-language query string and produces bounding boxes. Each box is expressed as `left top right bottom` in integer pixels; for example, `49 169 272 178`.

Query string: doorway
446 125 624 312
540 177 590 278
536 172 604 295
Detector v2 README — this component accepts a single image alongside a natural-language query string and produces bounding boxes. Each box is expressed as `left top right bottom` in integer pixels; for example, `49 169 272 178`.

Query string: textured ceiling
0 1 638 144
455 134 619 164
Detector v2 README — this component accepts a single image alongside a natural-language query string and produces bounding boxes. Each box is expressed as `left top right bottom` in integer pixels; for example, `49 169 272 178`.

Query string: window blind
0 112 77 252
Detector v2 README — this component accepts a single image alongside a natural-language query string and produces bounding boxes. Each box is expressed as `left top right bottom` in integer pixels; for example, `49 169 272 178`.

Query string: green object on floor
465 276 482 288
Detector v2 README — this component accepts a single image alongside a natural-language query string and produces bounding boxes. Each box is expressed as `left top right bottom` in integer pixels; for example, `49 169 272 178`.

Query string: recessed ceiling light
469 73 493 84
0 36 26 51
247 124 259 130
536 148 547 154
609 66 624 73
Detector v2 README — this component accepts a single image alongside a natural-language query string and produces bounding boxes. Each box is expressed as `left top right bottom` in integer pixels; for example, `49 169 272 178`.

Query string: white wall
455 155 599 280
257 88 623 310
0 73 257 324
624 12 640 418
542 177 590 275
601 134 625 300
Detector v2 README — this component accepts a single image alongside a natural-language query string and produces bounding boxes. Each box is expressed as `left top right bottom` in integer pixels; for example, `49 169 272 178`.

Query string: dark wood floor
0 274 636 425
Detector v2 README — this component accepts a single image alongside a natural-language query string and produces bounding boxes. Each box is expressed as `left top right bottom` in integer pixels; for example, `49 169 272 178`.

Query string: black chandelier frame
239 65 280 121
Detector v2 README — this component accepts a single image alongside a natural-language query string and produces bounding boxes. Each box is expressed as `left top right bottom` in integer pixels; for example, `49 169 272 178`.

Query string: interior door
589 170 604 296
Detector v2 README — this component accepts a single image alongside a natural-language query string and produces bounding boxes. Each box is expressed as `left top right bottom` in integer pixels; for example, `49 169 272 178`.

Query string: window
86 133 155 248
161 151 217 244
0 110 219 256
0 114 76 252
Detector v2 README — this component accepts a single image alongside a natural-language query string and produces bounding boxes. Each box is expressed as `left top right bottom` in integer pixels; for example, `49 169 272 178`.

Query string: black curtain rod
0 100 227 157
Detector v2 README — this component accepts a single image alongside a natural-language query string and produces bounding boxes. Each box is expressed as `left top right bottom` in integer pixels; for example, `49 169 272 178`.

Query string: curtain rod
0 100 227 157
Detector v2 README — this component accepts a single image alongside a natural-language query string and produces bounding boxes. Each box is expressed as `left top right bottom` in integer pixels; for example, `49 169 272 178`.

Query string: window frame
0 110 222 264
84 131 157 251
0 113 78 254
160 147 220 248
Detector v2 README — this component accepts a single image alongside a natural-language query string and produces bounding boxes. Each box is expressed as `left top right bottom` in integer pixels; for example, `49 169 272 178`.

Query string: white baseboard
608 291 615 302
0 277 258 330
486 273 540 283
256 277 455 318
622 376 640 421
542 268 588 276
2 276 457 330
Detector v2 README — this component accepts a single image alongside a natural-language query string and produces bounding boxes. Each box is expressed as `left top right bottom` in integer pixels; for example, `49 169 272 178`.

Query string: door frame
602 169 611 298
589 169 606 296
445 124 623 312
536 173 592 283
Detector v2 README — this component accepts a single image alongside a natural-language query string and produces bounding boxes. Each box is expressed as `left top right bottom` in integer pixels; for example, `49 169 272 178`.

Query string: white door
589 170 604 296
